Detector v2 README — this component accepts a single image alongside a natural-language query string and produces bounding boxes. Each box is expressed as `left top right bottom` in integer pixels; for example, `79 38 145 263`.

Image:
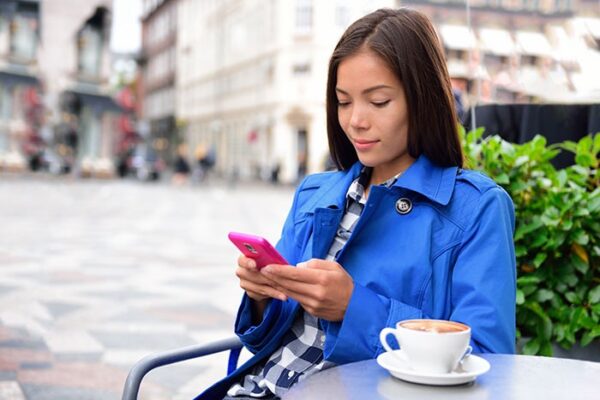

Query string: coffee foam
400 320 467 333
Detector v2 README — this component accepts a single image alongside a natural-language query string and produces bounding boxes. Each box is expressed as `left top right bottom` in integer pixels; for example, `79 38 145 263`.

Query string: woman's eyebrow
335 84 394 95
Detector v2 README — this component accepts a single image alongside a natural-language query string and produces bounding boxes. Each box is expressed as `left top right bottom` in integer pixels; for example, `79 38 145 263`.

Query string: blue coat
196 155 516 399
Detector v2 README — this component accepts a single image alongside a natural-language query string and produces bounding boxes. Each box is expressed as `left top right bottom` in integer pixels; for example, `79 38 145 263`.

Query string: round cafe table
282 354 600 400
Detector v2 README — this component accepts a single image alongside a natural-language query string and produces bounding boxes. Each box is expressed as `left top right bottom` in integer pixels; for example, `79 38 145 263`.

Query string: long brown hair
326 8 463 170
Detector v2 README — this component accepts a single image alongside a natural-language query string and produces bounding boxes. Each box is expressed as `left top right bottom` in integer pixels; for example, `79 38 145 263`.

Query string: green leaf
575 153 594 167
533 252 547 268
589 194 600 214
515 245 528 257
523 337 540 355
594 132 600 153
495 173 510 184
573 208 590 218
541 207 561 227
522 285 538 296
565 291 581 304
515 155 530 167
569 308 584 332
515 217 544 240
555 283 568 293
559 140 578 153
581 331 600 347
517 276 542 285
588 286 600 304
516 289 525 305
535 289 554 302
571 254 589 274
530 233 548 248
573 230 590 246
564 273 578 288
557 169 568 187
554 324 565 342
580 312 596 329
539 340 553 356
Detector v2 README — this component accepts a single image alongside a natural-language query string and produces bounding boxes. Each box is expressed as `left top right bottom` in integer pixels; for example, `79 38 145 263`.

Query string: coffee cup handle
379 327 400 354
460 346 473 362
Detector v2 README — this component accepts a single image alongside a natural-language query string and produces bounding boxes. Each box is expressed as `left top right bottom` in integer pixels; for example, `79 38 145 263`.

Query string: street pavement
0 174 295 400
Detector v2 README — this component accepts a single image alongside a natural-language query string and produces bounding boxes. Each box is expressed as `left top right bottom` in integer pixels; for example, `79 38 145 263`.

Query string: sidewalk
0 177 294 399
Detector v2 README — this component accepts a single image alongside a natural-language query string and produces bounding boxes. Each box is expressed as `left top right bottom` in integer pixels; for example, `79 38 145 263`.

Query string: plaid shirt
226 167 400 399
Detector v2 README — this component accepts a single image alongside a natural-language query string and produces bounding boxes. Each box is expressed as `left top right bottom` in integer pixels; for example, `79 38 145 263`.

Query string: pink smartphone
228 232 288 269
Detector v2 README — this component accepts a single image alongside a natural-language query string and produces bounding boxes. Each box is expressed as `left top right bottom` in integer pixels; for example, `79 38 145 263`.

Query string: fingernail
297 262 307 268
248 260 256 269
262 266 272 273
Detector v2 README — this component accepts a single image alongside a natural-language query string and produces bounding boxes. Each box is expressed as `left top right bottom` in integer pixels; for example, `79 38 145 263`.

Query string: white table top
283 354 600 400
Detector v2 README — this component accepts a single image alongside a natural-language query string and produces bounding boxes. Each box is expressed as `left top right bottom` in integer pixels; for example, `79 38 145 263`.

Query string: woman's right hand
235 255 288 302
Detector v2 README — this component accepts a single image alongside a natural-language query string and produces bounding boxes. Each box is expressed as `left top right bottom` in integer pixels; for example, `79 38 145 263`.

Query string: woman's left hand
260 259 354 321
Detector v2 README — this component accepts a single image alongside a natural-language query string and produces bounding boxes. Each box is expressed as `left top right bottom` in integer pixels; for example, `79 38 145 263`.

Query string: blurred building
0 0 42 171
139 0 178 165
176 0 396 183
125 0 600 183
40 0 120 177
399 0 600 107
173 0 598 183
0 0 122 176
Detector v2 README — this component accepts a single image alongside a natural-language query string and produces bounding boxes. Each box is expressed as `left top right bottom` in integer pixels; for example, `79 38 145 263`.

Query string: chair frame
122 336 243 400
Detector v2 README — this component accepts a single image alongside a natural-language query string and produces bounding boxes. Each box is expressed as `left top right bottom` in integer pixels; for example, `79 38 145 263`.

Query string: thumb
298 258 337 270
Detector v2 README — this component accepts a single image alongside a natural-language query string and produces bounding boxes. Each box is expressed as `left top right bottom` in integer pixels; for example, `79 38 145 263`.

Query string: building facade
176 0 395 183
139 0 178 165
0 0 42 171
0 0 121 176
175 0 599 183
401 0 600 107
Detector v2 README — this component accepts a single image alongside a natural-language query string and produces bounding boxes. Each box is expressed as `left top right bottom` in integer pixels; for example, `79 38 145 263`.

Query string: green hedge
461 128 600 356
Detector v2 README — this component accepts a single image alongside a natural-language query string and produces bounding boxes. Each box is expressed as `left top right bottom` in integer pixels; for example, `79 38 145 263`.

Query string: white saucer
376 350 490 386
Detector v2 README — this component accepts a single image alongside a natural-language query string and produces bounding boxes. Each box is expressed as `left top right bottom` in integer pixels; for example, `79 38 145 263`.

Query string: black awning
0 70 39 87
64 90 122 114
463 103 600 169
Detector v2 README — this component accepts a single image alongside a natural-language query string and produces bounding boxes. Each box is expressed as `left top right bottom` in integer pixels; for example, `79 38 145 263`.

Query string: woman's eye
337 101 351 107
372 100 390 108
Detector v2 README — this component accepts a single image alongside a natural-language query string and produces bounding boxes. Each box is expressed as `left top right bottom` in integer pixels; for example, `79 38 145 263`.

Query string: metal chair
121 336 243 400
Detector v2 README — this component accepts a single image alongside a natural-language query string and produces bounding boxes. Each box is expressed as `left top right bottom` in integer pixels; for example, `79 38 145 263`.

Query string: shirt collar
346 167 370 206
347 166 401 205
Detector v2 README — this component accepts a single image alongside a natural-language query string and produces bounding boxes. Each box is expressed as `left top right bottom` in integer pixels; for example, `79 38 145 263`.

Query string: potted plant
461 128 600 358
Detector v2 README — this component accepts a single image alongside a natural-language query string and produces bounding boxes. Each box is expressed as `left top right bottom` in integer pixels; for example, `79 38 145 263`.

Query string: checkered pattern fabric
227 167 401 398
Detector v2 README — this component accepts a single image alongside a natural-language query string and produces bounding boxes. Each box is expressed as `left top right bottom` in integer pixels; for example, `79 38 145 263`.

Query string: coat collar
298 155 457 214
392 155 457 206
297 162 362 215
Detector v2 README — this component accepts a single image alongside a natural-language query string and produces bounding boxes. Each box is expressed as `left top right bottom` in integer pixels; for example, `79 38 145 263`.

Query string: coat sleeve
321 186 516 363
448 187 516 353
233 178 307 353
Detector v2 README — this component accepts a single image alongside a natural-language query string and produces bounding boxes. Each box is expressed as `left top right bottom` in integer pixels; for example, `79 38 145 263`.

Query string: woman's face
336 48 415 183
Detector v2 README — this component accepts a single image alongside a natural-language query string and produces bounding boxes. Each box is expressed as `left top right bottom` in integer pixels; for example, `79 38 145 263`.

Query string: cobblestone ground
0 174 295 400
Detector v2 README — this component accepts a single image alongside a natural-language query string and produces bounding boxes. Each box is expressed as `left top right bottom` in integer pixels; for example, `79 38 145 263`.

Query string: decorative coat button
395 198 412 215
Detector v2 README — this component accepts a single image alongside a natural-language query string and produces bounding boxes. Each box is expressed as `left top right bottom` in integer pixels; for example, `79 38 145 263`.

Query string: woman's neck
366 158 415 196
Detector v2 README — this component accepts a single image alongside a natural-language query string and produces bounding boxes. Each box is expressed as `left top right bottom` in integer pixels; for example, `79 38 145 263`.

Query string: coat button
395 198 412 215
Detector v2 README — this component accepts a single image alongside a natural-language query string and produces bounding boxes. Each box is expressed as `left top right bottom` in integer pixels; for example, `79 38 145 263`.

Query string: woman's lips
353 139 379 151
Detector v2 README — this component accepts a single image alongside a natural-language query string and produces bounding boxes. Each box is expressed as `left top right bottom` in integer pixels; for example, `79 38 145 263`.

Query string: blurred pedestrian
172 143 191 185
192 144 208 183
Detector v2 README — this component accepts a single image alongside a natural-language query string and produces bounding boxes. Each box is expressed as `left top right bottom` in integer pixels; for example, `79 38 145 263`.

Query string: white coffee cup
379 319 472 374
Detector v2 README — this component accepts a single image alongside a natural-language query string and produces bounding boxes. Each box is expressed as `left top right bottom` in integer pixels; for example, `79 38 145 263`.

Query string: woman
197 8 516 400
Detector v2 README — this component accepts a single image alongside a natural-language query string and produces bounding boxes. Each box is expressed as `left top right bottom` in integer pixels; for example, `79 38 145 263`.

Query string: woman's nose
350 105 369 130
